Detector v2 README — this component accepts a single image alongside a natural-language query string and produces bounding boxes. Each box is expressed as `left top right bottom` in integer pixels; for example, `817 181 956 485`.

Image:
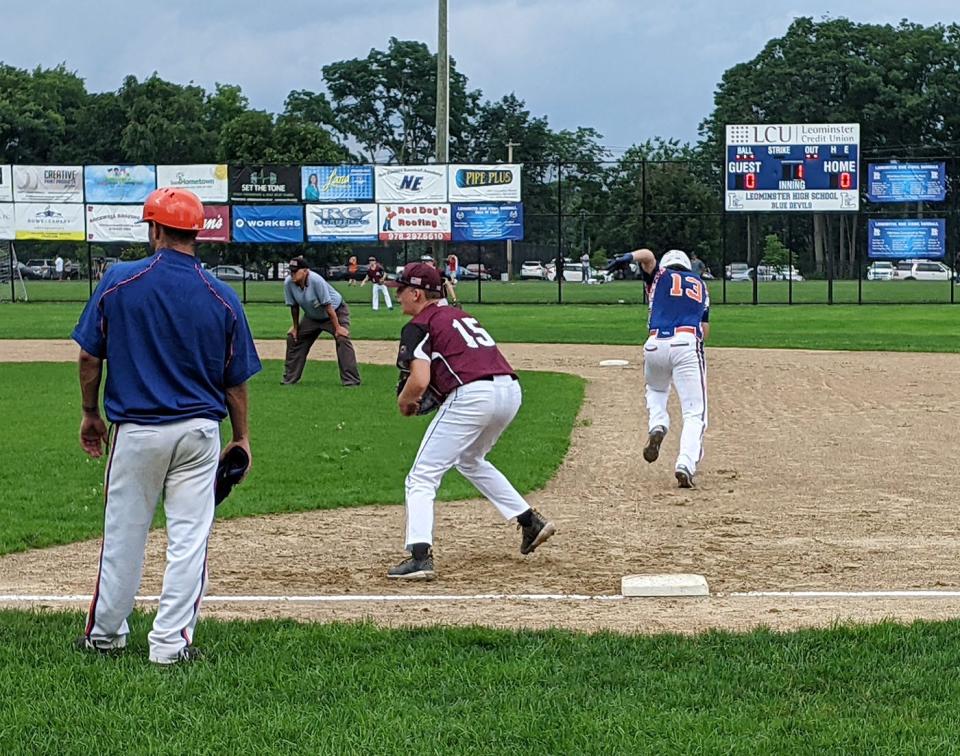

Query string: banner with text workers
378 204 451 241
13 166 84 203
306 204 378 242
0 204 13 240
197 205 230 243
232 205 304 243
0 165 12 202
451 203 524 241
86 205 150 243
374 166 447 202
301 166 374 202
84 165 156 203
156 164 229 203
447 164 521 202
15 203 85 240
229 165 300 203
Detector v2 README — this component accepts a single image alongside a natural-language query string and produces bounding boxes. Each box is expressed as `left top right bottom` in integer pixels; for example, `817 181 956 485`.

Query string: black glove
215 445 249 506
606 253 634 272
397 370 442 415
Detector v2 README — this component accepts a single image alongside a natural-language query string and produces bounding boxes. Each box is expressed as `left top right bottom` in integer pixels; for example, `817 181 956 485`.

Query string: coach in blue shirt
281 256 361 386
72 187 261 665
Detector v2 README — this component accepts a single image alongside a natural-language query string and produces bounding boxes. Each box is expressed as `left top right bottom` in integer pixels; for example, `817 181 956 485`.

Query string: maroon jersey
368 264 385 284
397 303 515 400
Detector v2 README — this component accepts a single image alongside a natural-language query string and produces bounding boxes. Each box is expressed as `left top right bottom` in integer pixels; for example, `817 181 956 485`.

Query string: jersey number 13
668 273 704 303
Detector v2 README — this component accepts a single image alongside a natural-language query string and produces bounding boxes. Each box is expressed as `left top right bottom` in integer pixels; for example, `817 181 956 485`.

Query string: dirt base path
3 339 960 634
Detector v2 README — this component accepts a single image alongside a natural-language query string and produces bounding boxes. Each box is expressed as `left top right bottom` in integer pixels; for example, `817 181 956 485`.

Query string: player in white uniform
608 249 709 488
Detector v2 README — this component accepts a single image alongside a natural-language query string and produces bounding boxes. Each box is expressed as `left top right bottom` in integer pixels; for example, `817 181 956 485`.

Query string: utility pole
435 0 449 258
505 140 519 279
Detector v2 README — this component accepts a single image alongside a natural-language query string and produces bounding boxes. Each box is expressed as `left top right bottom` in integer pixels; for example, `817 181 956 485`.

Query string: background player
608 248 709 488
386 262 555 580
361 255 392 311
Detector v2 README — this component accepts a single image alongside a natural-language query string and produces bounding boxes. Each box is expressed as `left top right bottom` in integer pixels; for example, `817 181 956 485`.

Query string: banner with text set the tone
378 204 451 241
302 166 374 202
229 165 300 203
375 166 447 202
84 165 156 204
447 165 521 202
13 165 84 203
15 203 85 240
232 205 304 243
156 164 229 203
306 204 378 242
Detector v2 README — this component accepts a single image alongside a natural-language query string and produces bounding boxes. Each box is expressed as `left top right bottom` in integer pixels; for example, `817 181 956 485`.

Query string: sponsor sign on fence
867 219 946 259
866 163 946 203
0 165 12 203
232 205 304 243
0 204 13 240
15 202 85 240
84 165 156 204
229 165 300 203
305 203 378 242
198 205 230 242
155 164 229 203
451 203 523 241
378 204 451 241
375 166 447 202
447 165 521 202
85 205 149 243
13 166 84 203
302 166 374 202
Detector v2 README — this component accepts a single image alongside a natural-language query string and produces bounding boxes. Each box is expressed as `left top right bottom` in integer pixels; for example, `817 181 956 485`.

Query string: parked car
14 262 43 279
725 262 749 280
545 259 594 282
893 259 951 281
25 258 81 279
520 260 546 280
866 261 895 281
767 265 804 282
209 265 264 281
460 263 493 281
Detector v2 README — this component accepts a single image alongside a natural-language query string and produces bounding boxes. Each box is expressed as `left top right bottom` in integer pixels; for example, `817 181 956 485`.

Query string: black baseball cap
387 262 443 293
288 256 309 271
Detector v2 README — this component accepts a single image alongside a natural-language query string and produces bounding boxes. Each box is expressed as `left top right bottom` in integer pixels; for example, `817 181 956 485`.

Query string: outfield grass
6 300 960 352
0 362 583 556
2 611 960 753
6 277 960 306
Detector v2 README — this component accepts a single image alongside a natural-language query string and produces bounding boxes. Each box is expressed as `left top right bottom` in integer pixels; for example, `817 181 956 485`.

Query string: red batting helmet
141 187 205 231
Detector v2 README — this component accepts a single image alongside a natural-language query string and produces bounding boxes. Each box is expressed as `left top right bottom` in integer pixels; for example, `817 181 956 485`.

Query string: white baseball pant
372 283 392 310
404 375 529 548
84 417 219 661
643 331 707 474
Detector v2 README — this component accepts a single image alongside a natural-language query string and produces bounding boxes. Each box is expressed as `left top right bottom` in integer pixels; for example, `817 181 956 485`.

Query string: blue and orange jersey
642 266 710 337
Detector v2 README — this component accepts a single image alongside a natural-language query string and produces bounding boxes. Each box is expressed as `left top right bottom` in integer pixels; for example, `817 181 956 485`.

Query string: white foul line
730 590 960 599
0 593 626 603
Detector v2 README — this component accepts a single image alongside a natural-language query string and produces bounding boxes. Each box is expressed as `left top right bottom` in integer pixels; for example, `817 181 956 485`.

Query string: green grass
0 362 583 556
3 611 960 753
7 300 960 352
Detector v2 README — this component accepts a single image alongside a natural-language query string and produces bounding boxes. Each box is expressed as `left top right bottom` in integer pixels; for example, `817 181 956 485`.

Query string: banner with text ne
375 166 447 202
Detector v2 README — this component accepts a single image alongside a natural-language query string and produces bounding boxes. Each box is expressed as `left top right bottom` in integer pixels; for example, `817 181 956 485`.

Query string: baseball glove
215 445 249 506
397 369 442 415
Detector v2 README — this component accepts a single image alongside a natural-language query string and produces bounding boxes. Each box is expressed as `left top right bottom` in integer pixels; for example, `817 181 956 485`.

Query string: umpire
281 256 361 386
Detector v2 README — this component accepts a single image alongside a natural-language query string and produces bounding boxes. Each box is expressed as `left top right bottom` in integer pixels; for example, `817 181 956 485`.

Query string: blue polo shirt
72 249 262 425
284 271 343 321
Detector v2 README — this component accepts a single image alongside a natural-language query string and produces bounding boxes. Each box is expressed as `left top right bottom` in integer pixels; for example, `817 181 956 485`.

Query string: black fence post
476 243 482 304
827 221 834 305
242 248 248 304
721 206 727 305
8 242 14 302
557 159 563 304
87 243 93 300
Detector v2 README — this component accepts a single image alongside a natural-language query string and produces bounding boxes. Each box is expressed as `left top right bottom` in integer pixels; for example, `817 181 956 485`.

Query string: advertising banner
378 204 451 241
13 165 84 203
156 164 229 202
0 204 13 240
374 166 447 202
232 205 303 243
867 163 946 203
725 124 860 211
868 219 945 259
0 165 12 202
197 205 230 243
229 165 300 203
301 165 374 202
85 205 150 243
451 203 524 241
84 165 156 203
305 203 378 242
15 203 85 240
448 164 522 202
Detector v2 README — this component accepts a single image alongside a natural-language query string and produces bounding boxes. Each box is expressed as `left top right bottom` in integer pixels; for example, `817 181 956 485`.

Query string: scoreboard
725 124 860 212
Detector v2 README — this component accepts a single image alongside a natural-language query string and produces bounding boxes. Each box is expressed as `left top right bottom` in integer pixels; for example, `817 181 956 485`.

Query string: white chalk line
5 590 960 603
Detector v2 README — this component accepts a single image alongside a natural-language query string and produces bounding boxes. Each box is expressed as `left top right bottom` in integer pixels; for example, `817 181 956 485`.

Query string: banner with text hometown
301 166 374 202
86 205 149 242
375 166 447 202
0 166 12 202
447 164 521 202
156 164 229 203
232 205 303 243
0 204 13 240
725 124 860 212
15 203 85 240
306 204 377 242
378 204 451 241
13 166 84 203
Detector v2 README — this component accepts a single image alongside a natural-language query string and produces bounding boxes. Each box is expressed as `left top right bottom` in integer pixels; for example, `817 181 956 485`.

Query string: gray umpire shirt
284 271 344 321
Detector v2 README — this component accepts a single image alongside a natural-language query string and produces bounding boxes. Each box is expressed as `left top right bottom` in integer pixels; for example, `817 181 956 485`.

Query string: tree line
4 18 960 276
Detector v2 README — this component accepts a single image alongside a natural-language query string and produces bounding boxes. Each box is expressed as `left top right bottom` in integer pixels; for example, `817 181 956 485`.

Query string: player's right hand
606 253 633 272
287 325 299 343
80 414 109 458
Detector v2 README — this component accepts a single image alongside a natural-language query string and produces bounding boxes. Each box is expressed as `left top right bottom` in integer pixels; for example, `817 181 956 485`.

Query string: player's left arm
700 287 711 341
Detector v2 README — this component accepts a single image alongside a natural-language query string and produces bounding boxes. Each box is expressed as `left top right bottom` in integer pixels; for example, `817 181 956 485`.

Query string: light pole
505 139 519 279
435 0 449 164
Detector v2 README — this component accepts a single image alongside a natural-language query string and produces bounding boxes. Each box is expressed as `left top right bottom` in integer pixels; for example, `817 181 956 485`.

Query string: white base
621 574 710 597
599 359 630 368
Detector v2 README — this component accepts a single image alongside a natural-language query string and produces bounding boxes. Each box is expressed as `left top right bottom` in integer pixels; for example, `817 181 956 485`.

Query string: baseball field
3 301 960 751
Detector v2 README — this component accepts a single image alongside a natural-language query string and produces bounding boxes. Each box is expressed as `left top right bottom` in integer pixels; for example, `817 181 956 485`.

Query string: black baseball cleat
74 634 126 656
150 646 205 665
643 426 667 463
387 553 436 581
518 509 557 555
675 466 695 489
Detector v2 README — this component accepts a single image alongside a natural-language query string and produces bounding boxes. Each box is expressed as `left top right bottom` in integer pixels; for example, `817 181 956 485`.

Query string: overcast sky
4 1 958 153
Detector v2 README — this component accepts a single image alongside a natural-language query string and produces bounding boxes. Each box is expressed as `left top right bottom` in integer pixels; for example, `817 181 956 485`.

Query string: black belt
478 374 517 381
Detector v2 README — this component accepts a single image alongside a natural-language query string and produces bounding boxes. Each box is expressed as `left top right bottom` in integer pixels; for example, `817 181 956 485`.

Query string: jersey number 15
668 273 704 303
452 317 496 348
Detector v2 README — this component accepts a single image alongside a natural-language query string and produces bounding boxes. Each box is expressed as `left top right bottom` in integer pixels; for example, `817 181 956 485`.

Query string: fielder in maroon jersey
385 262 556 580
